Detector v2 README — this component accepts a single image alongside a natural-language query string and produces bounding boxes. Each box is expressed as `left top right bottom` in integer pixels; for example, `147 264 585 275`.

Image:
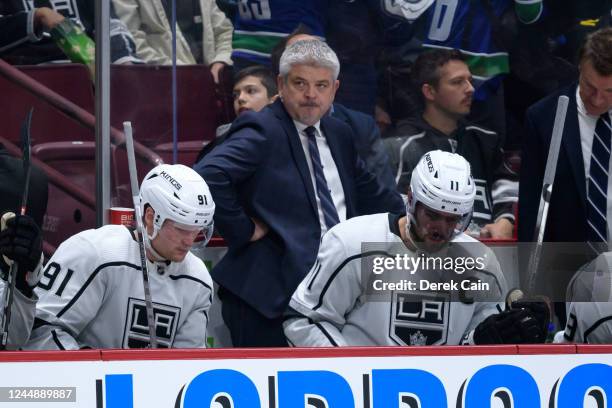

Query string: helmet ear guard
139 164 215 248
406 150 476 242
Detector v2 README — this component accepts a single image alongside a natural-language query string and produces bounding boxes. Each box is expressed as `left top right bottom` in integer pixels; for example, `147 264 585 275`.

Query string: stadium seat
0 64 94 146
154 140 209 166
33 141 97 249
110 65 222 148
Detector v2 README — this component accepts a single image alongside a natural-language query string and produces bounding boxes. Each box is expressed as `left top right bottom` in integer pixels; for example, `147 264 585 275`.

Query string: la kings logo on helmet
159 170 182 191
389 291 449 346
425 152 434 172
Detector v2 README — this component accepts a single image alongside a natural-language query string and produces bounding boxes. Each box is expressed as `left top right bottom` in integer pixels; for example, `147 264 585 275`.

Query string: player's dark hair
579 27 612 76
234 65 277 97
270 23 313 77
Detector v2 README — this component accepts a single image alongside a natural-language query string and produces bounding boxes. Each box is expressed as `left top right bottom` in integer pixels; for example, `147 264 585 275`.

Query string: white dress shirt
293 120 347 236
576 86 612 245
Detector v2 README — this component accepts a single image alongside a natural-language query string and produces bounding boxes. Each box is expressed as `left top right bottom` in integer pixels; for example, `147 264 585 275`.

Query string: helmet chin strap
147 223 159 241
404 212 428 254
144 224 168 262
404 195 426 253
146 240 166 262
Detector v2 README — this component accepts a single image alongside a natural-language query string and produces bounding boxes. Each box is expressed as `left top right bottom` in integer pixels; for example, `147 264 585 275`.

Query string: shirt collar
293 120 322 137
576 85 589 118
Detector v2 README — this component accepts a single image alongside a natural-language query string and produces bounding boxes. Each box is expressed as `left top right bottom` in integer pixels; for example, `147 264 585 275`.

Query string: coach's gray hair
278 39 340 80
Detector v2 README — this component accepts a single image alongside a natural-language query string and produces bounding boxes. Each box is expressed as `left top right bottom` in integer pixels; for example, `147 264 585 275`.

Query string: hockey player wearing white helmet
24 164 215 350
284 151 549 346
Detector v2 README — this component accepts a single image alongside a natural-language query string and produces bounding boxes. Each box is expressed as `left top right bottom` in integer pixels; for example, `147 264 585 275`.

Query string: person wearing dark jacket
384 49 517 239
0 7 63 54
0 0 139 64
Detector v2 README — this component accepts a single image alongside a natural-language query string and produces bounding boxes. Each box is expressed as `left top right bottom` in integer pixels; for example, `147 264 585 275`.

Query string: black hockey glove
0 214 43 297
510 299 551 342
473 308 546 345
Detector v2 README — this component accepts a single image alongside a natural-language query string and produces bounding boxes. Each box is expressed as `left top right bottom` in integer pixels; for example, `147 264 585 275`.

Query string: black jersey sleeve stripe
169 274 212 290
584 315 612 343
307 262 322 290
169 275 213 305
51 330 66 350
308 318 339 347
33 317 51 330
57 261 140 318
282 306 302 322
313 250 390 311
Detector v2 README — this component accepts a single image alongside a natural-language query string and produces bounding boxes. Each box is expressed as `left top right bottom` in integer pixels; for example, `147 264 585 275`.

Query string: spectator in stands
231 1 328 71
195 65 277 162
325 1 380 117
0 0 139 64
371 0 545 142
233 4 377 116
112 0 233 83
270 29 397 193
194 39 403 347
384 49 517 239
0 7 64 54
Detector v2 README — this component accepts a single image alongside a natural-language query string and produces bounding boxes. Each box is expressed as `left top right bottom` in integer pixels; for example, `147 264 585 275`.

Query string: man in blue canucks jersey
231 0 328 69
372 0 544 134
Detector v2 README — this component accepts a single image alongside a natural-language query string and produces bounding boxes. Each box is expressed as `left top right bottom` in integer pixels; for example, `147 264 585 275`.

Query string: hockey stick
123 121 158 348
1 108 33 350
526 96 569 293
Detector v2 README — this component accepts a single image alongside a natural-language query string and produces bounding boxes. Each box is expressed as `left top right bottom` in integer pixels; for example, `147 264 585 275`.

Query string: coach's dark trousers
218 287 288 347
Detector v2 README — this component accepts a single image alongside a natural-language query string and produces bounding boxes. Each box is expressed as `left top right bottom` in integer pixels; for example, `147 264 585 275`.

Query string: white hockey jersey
558 252 612 344
24 225 213 350
285 213 507 346
0 280 37 349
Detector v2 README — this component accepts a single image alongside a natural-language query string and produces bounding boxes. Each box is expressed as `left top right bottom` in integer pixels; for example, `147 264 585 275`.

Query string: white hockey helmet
408 150 475 236
139 164 215 246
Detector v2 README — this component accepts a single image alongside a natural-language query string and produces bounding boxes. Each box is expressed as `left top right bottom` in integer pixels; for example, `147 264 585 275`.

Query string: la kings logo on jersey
123 298 181 348
389 292 449 346
472 178 493 223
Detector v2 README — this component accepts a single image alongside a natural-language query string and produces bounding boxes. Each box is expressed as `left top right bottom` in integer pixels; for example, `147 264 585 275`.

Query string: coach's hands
0 213 43 297
473 307 546 344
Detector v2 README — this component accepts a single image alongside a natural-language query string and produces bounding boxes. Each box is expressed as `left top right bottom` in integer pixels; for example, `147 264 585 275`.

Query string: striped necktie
587 113 612 249
304 126 340 230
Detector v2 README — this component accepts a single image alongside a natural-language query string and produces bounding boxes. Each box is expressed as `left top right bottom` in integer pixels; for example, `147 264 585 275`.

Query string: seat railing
0 59 163 166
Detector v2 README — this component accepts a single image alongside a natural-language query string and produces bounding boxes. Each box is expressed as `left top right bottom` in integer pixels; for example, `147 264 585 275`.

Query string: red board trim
1 344 609 363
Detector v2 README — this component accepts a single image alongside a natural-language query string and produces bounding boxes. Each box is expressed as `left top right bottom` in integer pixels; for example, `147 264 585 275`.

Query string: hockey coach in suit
518 28 612 303
195 39 404 347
